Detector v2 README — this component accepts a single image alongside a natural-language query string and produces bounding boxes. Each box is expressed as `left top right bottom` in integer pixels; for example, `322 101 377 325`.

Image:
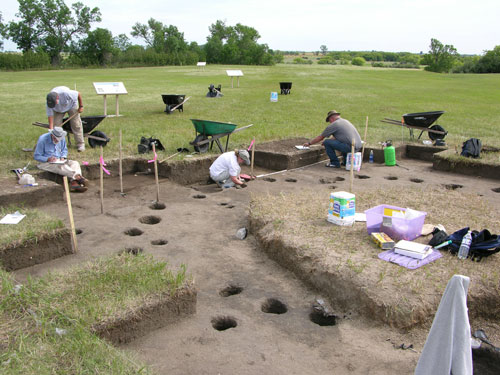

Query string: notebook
394 240 433 259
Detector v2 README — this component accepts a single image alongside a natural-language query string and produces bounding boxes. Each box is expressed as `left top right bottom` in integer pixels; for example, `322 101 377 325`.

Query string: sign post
197 62 206 70
226 70 244 88
93 82 128 117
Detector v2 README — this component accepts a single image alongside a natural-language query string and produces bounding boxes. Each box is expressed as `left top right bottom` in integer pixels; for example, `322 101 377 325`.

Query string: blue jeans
323 139 352 166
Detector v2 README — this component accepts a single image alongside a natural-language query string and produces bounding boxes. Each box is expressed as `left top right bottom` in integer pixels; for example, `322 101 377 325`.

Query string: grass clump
0 205 64 249
0 253 190 374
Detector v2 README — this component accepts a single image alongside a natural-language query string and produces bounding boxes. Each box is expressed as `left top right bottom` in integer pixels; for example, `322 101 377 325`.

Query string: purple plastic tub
365 204 427 241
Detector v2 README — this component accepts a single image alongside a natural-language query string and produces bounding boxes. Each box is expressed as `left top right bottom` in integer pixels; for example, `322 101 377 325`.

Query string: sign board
92 82 128 117
197 62 206 66
226 70 244 88
270 92 278 102
226 70 243 77
93 82 128 95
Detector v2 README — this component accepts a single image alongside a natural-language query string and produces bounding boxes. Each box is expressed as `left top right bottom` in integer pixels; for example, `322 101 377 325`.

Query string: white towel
414 275 472 375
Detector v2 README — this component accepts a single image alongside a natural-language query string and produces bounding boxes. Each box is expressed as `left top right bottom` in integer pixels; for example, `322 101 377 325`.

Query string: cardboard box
371 232 395 250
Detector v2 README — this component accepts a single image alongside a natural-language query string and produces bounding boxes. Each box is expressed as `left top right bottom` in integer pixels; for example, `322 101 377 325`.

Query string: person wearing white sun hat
34 127 88 192
209 149 251 188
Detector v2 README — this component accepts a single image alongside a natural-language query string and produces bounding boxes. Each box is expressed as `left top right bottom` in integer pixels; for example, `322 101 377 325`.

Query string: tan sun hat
50 127 67 140
237 149 251 165
325 110 341 122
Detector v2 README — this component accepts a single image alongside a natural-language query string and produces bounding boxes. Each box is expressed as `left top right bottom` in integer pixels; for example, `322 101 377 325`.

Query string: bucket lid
330 191 355 199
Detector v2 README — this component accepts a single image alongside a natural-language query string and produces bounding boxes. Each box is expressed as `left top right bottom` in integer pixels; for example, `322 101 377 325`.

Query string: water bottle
457 230 472 260
384 141 396 166
369 150 374 163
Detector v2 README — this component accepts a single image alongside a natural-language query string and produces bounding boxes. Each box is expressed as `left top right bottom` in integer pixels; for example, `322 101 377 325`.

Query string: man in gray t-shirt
46 86 85 152
303 110 362 168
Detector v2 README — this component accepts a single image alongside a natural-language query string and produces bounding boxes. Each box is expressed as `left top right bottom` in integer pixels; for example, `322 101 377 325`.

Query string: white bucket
327 191 355 226
345 152 362 172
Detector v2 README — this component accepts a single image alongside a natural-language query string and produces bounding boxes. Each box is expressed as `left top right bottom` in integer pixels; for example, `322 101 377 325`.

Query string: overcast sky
1 0 499 55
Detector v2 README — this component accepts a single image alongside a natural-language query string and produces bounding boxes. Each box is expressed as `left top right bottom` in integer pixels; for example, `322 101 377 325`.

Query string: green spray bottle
384 140 396 166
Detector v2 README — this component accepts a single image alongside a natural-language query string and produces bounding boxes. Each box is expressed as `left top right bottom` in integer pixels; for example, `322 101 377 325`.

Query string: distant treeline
1 1 498 74
0 0 282 71
288 42 500 73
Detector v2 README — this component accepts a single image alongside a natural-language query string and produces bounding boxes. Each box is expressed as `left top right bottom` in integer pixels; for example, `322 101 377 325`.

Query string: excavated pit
124 228 144 236
139 216 161 225
261 298 288 314
211 316 238 331
219 284 244 297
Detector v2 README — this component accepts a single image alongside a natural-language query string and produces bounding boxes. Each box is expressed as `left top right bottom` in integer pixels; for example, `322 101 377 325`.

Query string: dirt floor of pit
10 158 500 375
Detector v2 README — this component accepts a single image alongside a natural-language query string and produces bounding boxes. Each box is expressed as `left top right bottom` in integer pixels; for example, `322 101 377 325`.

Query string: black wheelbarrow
381 111 447 140
32 115 110 148
279 82 292 95
189 119 253 153
161 94 190 114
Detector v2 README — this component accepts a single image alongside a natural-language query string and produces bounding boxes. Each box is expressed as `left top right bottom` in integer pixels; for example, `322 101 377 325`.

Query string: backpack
137 137 165 154
460 138 482 158
446 227 500 261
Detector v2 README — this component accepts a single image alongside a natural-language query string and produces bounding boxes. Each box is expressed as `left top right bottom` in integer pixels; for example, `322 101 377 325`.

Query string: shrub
317 57 332 65
0 51 50 70
293 57 313 64
351 57 366 66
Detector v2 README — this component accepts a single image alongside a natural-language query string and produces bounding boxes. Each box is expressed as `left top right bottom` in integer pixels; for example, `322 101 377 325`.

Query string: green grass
1 64 499 177
0 206 64 248
0 253 188 374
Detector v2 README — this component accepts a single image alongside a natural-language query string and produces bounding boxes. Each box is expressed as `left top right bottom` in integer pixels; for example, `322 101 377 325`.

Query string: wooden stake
152 143 160 202
159 151 181 164
350 138 355 193
250 137 255 178
100 146 104 214
361 116 369 161
119 129 123 194
63 176 78 253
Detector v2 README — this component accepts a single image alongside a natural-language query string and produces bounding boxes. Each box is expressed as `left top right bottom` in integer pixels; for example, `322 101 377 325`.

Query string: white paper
394 247 433 260
49 160 66 164
394 240 431 253
354 212 367 222
295 145 310 150
0 211 26 224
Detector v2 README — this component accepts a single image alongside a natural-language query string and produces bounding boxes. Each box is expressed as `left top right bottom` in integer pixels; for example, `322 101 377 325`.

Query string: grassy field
0 205 64 248
0 64 499 176
0 253 188 374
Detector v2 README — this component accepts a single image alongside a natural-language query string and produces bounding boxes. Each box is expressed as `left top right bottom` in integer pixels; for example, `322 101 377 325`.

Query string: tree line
0 0 282 70
421 38 500 73
1 2 499 73
306 39 500 73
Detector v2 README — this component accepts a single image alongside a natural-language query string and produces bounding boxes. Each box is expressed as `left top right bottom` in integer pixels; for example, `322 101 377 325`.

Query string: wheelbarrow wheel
428 125 447 141
193 134 209 153
88 130 110 148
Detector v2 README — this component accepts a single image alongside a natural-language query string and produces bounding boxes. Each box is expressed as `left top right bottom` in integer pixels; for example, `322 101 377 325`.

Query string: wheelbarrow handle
60 112 79 128
230 124 253 133
170 96 191 112
32 112 79 130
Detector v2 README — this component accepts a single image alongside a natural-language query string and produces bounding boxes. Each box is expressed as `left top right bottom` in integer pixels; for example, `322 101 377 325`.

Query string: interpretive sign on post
93 82 128 117
226 70 244 88
197 62 206 70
